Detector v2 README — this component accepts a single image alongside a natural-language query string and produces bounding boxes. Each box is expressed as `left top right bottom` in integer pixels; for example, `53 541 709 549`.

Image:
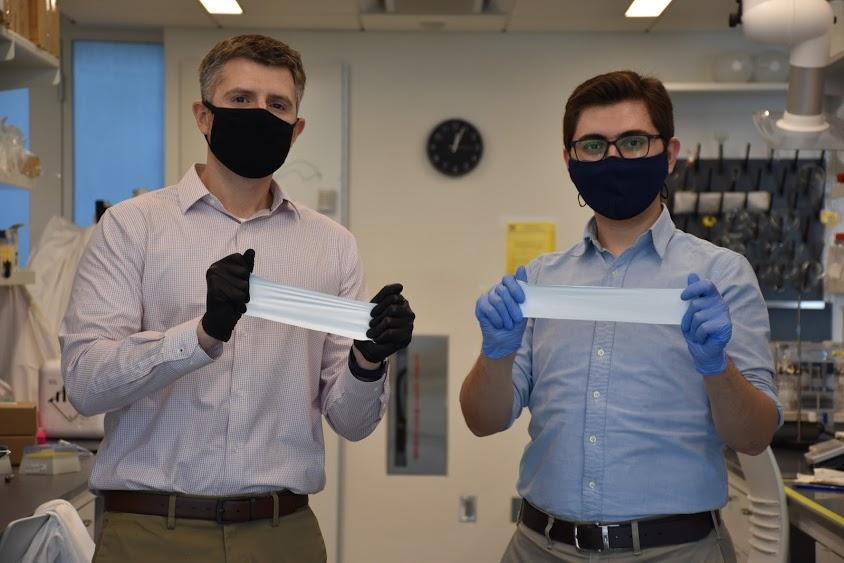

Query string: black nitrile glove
200 249 255 342
353 284 415 364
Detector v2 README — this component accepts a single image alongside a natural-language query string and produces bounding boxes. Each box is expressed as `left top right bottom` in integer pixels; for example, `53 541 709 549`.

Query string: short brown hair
563 70 673 150
199 34 306 107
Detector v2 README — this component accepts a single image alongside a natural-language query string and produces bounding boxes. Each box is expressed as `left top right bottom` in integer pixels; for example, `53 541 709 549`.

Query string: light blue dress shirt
511 206 782 523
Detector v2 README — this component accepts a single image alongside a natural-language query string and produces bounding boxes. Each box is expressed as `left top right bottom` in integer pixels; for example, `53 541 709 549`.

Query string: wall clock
426 118 483 177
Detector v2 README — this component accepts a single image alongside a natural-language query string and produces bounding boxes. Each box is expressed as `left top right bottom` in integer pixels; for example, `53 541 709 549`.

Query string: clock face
427 119 483 177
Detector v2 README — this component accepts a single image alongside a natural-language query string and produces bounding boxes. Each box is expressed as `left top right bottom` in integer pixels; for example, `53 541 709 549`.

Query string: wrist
352 345 384 368
349 349 385 382
696 352 728 376
482 341 519 360
197 319 223 353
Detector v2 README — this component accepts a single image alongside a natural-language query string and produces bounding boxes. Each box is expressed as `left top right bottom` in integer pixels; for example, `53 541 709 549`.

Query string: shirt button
592 390 601 399
589 481 596 489
589 435 597 444
597 348 605 357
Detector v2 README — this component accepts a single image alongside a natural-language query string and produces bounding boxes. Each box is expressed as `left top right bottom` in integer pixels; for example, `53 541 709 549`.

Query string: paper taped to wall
518 281 687 325
245 276 374 340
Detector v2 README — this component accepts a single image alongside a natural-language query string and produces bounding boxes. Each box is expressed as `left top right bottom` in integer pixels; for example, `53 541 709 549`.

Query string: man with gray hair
61 34 415 562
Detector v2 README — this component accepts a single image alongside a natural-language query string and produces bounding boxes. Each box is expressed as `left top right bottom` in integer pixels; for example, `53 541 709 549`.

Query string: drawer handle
82 519 92 527
741 508 752 516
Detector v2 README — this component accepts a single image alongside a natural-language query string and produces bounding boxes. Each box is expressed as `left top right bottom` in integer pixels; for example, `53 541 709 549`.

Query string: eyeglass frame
570 132 665 162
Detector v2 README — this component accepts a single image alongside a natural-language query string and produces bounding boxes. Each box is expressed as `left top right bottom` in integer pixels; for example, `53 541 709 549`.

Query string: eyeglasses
571 133 663 162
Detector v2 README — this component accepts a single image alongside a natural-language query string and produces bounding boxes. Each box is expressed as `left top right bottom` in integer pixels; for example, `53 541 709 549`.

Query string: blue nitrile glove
681 273 732 375
475 266 528 359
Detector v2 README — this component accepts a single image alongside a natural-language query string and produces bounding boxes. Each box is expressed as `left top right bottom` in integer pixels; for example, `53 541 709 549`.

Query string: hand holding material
201 249 255 342
680 273 732 375
353 284 415 364
475 266 528 359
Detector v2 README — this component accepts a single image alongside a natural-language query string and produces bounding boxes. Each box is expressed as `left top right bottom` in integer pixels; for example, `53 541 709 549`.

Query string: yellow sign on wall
506 222 556 274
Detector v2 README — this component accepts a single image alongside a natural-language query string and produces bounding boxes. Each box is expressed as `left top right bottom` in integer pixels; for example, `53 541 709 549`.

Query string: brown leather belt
102 490 308 524
520 499 718 552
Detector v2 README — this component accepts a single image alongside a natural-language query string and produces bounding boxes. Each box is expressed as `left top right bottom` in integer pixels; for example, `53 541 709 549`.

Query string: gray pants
501 521 737 563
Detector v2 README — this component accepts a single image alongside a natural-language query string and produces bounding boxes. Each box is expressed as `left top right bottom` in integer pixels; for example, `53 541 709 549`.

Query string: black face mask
568 152 668 220
203 100 296 179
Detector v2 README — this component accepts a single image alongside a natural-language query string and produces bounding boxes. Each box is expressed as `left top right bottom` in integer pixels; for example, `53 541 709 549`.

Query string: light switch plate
459 495 477 523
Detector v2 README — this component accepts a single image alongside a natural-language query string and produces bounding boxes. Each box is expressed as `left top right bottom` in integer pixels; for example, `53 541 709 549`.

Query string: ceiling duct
383 0 485 14
359 0 512 31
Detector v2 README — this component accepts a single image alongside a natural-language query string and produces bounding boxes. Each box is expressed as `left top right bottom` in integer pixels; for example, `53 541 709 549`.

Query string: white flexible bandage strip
244 275 374 340
518 281 687 325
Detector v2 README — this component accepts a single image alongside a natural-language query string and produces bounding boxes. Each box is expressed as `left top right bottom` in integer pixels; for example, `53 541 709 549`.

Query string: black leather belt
520 499 718 552
102 490 308 524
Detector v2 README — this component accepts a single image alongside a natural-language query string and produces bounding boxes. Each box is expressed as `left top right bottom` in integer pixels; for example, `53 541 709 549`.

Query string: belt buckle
574 522 619 552
215 499 228 525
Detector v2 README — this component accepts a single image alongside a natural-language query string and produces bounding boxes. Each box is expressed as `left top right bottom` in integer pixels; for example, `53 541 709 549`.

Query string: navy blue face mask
568 152 668 220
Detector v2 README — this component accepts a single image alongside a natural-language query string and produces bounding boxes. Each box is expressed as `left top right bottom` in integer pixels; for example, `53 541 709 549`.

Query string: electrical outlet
459 495 477 522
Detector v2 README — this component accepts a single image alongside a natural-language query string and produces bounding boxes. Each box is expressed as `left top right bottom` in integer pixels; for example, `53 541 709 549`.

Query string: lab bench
0 449 98 540
725 447 844 563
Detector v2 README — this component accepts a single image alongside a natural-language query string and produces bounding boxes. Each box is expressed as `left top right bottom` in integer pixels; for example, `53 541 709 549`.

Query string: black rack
666 150 826 302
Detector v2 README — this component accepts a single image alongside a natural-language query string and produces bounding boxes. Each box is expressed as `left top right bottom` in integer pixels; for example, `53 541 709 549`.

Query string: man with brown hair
460 70 781 562
61 34 414 562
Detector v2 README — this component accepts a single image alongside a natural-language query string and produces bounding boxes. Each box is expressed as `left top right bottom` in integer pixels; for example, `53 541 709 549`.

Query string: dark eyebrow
222 88 256 98
576 129 657 141
617 129 657 137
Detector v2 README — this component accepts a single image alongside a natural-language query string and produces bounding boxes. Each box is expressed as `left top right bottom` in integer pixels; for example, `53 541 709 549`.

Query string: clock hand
450 127 467 153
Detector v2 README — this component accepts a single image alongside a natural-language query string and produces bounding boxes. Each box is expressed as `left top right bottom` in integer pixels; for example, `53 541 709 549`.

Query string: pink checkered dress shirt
60 164 388 496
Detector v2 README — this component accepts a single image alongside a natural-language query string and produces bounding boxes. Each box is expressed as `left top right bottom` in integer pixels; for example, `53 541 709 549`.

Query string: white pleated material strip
518 281 687 325
245 275 374 340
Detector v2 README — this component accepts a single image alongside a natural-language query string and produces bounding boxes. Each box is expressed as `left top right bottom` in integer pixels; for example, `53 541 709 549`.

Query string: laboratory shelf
0 26 60 91
664 82 787 93
0 170 35 190
0 270 35 286
782 410 844 424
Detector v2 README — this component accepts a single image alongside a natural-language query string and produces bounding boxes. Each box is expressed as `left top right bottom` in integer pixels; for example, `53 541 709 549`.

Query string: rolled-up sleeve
319 236 389 441
507 260 542 429
60 204 215 416
716 252 784 428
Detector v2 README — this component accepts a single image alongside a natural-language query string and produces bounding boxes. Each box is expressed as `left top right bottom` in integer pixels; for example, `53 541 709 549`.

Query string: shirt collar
572 205 675 260
177 164 300 219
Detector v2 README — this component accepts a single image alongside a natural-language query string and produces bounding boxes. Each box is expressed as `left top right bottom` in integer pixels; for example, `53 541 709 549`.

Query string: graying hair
199 34 306 106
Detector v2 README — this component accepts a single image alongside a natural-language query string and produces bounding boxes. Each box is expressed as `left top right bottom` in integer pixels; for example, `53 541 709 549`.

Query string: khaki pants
501 521 737 563
93 505 327 563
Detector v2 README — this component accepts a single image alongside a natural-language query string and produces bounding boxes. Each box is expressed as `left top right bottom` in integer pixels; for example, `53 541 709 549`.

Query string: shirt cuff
161 317 219 368
348 351 386 382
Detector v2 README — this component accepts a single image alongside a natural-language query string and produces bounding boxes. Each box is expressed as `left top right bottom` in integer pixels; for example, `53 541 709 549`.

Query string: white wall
164 28 785 563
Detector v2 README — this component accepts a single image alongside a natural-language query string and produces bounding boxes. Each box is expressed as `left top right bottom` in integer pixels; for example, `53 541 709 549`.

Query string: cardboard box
0 401 38 435
46 0 58 57
3 0 30 39
0 434 37 465
27 0 58 57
